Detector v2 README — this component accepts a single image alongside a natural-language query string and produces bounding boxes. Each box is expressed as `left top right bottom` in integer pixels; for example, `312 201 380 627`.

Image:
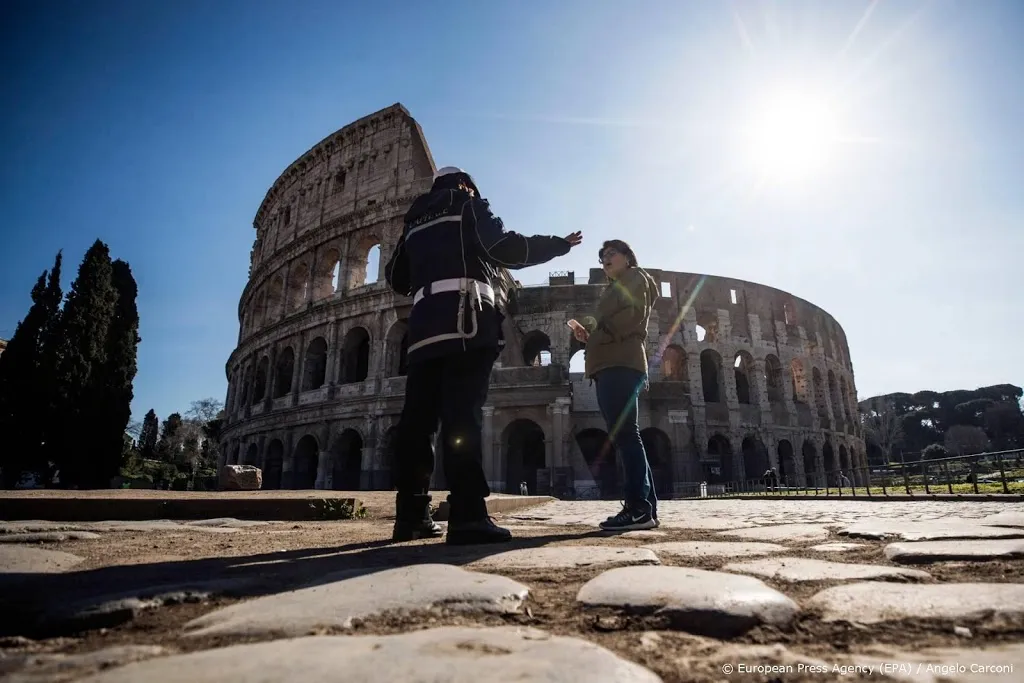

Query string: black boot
392 493 443 542
445 497 512 545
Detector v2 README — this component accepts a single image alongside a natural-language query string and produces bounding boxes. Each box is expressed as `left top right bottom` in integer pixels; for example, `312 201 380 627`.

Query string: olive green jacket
582 267 661 378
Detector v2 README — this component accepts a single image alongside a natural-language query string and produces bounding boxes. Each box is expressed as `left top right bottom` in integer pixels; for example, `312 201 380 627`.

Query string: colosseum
219 103 867 498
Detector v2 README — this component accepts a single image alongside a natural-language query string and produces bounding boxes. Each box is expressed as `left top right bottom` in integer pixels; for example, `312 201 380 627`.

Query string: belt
413 278 495 306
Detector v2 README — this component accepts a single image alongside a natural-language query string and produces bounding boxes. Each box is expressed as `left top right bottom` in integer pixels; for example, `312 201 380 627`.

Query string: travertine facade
220 104 866 497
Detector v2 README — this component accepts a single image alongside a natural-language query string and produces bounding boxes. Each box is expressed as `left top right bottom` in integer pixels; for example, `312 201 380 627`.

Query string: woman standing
571 239 661 531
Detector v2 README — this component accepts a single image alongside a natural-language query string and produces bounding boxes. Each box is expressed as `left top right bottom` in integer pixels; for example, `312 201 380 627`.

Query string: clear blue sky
2 0 1022 425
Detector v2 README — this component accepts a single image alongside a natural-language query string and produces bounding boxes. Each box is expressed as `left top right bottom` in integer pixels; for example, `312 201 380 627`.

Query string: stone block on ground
76 627 662 683
0 546 84 575
979 511 1024 529
576 565 799 637
470 546 659 570
715 523 835 542
184 564 530 638
808 582 1024 623
838 521 1024 541
0 532 101 544
641 541 789 559
1 645 168 683
722 557 931 582
884 539 1024 564
219 465 262 491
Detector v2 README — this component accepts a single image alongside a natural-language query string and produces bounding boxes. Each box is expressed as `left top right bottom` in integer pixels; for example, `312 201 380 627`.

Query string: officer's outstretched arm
384 234 412 296
470 198 570 269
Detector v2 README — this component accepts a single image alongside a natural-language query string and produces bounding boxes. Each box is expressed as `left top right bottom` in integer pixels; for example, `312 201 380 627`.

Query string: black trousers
392 347 494 518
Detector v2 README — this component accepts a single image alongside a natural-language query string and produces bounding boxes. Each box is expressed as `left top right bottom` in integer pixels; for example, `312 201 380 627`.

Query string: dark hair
432 171 479 195
598 239 638 267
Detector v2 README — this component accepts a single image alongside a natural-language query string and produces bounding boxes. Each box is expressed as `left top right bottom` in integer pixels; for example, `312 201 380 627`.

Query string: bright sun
745 91 841 184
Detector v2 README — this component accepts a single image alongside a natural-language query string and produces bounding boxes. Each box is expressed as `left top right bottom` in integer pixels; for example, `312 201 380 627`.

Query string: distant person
385 166 582 545
569 239 660 531
838 471 851 487
519 481 529 495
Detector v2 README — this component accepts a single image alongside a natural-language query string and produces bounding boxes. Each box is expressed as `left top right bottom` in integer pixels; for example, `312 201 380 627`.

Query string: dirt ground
3 512 1023 683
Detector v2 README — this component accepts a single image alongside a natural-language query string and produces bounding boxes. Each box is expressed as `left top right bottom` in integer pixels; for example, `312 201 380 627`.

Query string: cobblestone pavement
1 499 1022 682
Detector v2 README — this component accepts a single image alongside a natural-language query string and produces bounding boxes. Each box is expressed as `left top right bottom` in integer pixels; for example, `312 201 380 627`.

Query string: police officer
385 166 582 545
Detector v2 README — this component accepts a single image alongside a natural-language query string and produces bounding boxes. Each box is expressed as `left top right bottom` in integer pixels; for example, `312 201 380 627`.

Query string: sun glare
745 91 841 184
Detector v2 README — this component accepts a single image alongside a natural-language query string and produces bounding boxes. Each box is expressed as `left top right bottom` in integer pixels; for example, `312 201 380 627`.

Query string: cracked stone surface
75 627 661 683
184 564 530 638
808 582 1024 623
576 565 799 637
469 546 659 570
641 541 790 559
884 539 1024 564
0 645 168 683
809 542 866 552
839 520 1024 541
722 557 932 582
0 532 101 544
715 523 836 542
0 546 84 574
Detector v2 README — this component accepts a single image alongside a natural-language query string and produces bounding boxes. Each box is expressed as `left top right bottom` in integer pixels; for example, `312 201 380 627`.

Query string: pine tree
50 240 118 487
139 409 159 460
156 412 183 463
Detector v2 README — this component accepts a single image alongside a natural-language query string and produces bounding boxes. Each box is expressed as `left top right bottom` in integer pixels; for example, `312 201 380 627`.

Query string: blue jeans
594 367 658 516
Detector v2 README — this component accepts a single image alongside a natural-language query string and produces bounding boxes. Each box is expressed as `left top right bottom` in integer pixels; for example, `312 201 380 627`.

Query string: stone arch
733 351 757 405
265 274 284 322
253 356 269 402
503 419 546 494
302 336 328 391
292 434 320 489
823 440 839 482
812 367 828 421
264 439 284 489
640 428 673 499
385 320 409 377
244 443 259 467
340 327 371 383
706 434 733 483
568 349 586 374
348 235 381 288
700 349 724 403
315 247 341 300
741 435 769 480
522 331 552 367
777 439 796 483
791 359 809 403
695 310 718 342
576 428 617 498
331 429 363 490
287 261 310 312
274 347 295 398
802 440 819 486
662 344 688 385
764 354 784 403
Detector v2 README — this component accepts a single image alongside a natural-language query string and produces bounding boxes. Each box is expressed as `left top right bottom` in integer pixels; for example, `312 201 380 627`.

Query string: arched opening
347 237 381 288
264 440 284 490
253 356 269 402
568 349 586 374
741 436 769 480
302 337 329 391
244 443 259 467
791 359 809 403
240 366 253 408
340 327 371 384
287 262 310 312
828 370 844 428
332 261 341 292
706 434 733 483
777 439 796 483
503 420 546 494
265 274 284 323
316 248 341 300
839 376 853 426
764 355 784 403
662 345 688 389
802 440 819 486
839 444 851 472
695 311 718 342
823 440 840 484
273 347 295 398
812 367 828 422
522 331 552 367
734 351 756 405
640 428 673 499
385 320 409 377
700 349 724 403
331 429 363 490
364 245 380 285
292 435 320 489
577 428 617 498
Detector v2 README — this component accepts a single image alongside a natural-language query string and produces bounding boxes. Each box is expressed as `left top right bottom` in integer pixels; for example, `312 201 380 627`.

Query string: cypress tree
139 409 159 460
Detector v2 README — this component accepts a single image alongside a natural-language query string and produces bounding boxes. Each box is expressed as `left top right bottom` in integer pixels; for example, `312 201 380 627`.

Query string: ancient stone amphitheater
220 103 866 498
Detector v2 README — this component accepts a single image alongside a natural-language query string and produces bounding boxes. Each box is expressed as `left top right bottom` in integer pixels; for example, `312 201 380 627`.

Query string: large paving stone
0 522 92 535
576 565 799 637
809 542 866 553
470 545 659 570
848 643 1024 683
839 520 1024 541
182 518 269 528
884 539 1024 564
979 511 1024 529
808 582 1024 623
0 546 84 574
657 517 756 531
641 541 789 559
0 532 101 544
722 557 931 582
185 564 530 638
715 523 835 542
1 644 168 683
76 627 661 683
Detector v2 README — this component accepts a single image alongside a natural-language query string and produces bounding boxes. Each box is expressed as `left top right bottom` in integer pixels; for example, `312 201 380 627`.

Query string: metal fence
675 448 1024 499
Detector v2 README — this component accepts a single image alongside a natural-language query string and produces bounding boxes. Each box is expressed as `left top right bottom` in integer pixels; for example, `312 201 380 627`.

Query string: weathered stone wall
220 104 866 497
